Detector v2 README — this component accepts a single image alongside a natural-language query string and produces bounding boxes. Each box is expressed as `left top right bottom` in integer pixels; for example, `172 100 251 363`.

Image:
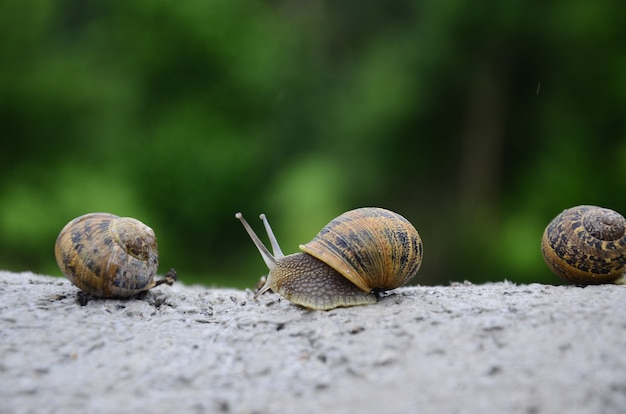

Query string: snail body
236 207 423 310
541 205 626 285
55 213 175 298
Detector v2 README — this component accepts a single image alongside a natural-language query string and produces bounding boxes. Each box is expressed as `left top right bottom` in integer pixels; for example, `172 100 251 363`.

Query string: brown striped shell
55 213 161 298
541 205 626 285
300 207 423 293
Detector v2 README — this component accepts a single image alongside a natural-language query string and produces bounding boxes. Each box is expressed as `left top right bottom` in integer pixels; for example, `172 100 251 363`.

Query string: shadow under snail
541 205 626 285
236 207 423 310
55 213 177 301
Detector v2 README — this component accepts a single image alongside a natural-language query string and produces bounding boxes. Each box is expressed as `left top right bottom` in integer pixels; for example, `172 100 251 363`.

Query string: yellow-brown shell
54 213 159 297
299 207 423 292
541 205 626 285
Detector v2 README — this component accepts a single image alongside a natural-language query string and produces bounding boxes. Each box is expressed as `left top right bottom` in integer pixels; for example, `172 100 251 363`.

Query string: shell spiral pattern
300 207 423 292
541 205 626 285
55 213 160 297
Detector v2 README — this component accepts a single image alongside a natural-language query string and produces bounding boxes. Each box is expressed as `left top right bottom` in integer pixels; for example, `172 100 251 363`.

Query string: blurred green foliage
1 0 625 288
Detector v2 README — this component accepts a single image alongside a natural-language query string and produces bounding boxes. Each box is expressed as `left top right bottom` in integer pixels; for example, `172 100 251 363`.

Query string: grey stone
1 271 625 414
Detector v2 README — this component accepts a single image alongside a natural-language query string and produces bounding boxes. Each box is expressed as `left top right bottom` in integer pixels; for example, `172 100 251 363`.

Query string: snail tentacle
235 212 277 271
260 214 284 258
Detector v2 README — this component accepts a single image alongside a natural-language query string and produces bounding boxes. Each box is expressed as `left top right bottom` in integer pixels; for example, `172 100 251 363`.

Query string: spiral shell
541 205 626 285
55 213 160 297
299 207 423 292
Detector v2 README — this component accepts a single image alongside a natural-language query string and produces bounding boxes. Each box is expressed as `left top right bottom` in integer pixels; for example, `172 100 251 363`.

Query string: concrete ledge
1 271 625 413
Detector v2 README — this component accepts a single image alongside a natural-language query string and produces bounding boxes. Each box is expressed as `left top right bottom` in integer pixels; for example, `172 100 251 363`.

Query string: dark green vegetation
1 0 624 288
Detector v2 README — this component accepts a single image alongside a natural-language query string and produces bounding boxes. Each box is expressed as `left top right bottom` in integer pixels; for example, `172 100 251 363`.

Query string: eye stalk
236 212 287 299
235 212 285 271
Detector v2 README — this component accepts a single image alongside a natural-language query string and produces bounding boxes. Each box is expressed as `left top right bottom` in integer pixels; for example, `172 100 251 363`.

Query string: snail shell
541 205 626 285
236 207 423 310
55 213 170 298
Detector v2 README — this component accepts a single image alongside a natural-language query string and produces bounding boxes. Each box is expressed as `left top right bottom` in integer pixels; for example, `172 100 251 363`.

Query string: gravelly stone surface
1 271 625 414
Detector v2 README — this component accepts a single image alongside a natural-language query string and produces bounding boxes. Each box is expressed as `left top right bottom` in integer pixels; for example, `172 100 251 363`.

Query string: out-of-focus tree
1 0 624 288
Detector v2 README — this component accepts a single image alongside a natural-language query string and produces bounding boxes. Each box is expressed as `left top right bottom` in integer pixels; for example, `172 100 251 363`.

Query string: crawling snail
55 213 177 301
236 207 423 310
541 205 626 285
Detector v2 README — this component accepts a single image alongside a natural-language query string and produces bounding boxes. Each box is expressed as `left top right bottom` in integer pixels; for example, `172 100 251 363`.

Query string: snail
55 213 177 300
236 207 423 310
541 205 626 285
